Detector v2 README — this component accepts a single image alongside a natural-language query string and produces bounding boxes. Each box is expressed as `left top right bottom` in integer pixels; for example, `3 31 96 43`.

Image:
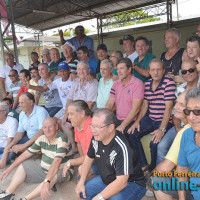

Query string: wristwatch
159 127 166 133
66 159 71 167
44 179 50 183
97 193 105 200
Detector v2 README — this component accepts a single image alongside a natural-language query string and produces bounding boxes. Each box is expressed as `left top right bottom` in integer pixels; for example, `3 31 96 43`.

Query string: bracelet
97 193 105 200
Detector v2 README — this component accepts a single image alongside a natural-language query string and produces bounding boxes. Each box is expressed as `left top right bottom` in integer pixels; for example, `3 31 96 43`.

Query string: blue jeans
80 175 146 200
132 115 173 172
45 107 62 117
156 126 177 165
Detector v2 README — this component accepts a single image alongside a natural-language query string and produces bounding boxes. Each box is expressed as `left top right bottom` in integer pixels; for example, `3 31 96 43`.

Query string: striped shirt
28 130 73 173
9 80 22 100
144 76 176 122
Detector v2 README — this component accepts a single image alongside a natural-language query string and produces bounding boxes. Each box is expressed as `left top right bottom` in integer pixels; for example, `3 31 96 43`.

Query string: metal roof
5 0 167 31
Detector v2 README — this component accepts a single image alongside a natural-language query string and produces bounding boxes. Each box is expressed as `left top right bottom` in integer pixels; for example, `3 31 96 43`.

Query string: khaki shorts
22 159 74 183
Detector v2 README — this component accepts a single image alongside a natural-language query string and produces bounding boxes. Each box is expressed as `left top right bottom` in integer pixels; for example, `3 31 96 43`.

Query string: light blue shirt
17 105 49 139
97 78 114 108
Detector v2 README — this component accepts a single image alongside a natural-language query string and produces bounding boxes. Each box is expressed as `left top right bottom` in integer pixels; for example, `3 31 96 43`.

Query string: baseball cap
62 41 76 52
97 44 107 51
58 62 69 70
119 35 134 45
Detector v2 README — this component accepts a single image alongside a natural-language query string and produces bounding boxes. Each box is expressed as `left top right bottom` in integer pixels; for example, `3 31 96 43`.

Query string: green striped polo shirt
28 130 73 173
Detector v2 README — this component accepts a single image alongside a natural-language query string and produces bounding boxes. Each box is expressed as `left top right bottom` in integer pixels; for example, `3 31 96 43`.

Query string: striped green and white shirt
28 130 72 173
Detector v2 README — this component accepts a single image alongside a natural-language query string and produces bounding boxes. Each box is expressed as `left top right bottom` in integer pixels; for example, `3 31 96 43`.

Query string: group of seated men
0 24 200 200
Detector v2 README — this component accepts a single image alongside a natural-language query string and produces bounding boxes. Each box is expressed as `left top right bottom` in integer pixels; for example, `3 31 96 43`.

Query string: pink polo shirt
110 75 144 120
74 116 93 156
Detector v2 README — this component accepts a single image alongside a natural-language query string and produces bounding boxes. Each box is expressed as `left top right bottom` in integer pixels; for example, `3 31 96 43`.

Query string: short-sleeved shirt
88 59 98 74
74 116 93 156
17 84 28 96
68 78 98 109
28 130 73 173
123 51 138 63
144 76 176 122
133 52 156 82
48 78 73 109
165 124 191 165
67 58 78 73
0 63 24 92
110 75 144 120
0 116 18 148
38 78 63 108
9 80 22 100
87 131 146 186
49 58 65 73
178 127 200 199
67 35 96 60
97 78 114 108
17 105 49 139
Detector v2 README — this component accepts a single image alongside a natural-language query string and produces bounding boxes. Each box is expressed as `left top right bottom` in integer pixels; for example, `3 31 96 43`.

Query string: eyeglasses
183 109 200 116
8 74 16 77
181 68 195 75
90 123 112 130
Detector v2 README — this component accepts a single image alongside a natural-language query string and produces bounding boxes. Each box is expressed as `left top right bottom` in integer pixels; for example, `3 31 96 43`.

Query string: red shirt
17 84 28 96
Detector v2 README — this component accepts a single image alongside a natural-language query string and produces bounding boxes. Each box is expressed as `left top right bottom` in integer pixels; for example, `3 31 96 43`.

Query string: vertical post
166 0 173 29
97 18 100 45
0 20 5 65
100 17 103 44
8 0 18 63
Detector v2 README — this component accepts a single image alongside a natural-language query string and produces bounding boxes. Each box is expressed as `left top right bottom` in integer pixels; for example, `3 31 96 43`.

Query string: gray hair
42 48 50 55
38 63 49 69
77 61 89 69
149 58 164 69
185 87 200 105
165 28 181 39
68 100 91 117
101 59 114 70
93 108 116 127
0 102 9 114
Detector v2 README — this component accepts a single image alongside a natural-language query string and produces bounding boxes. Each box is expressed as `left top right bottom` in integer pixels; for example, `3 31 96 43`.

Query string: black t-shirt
87 131 146 187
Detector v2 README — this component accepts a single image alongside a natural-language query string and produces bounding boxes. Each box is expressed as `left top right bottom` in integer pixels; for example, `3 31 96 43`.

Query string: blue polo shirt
133 52 156 82
88 59 98 74
17 105 49 139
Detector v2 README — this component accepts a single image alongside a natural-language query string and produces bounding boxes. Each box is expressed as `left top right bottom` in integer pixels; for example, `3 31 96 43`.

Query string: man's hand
0 160 6 169
58 29 64 37
196 57 200 72
22 80 30 89
127 121 140 134
75 181 86 200
86 74 93 83
62 164 70 177
116 124 126 134
12 144 26 154
150 129 164 144
1 167 12 181
41 182 51 200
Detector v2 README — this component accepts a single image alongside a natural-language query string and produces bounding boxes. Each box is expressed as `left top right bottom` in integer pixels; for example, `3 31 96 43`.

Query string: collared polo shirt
123 51 138 63
9 80 22 100
49 58 64 73
133 52 156 82
97 78 114 108
74 116 93 156
0 63 24 92
110 75 144 120
17 105 49 139
144 75 176 122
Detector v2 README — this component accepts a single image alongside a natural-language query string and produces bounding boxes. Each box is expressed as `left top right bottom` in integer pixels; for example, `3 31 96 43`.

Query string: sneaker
0 191 14 200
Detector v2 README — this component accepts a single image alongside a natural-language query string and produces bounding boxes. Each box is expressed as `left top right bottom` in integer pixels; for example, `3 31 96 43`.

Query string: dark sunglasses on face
183 108 200 116
8 74 16 77
181 68 195 75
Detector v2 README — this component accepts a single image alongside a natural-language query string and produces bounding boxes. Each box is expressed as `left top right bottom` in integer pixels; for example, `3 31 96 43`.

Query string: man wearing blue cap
24 62 77 153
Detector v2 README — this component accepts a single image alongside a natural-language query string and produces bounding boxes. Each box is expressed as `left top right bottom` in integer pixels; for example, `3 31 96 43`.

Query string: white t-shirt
0 63 24 92
123 51 138 63
0 116 18 148
48 78 73 109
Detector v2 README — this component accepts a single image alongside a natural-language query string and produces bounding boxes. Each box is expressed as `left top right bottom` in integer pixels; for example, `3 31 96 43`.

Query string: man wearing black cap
120 35 138 63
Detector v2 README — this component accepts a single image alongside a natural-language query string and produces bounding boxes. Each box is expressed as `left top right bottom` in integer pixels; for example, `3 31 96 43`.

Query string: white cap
62 41 76 52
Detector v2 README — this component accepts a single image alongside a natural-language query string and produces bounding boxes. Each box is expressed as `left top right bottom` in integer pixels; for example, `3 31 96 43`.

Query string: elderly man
62 61 98 123
35 63 63 117
62 100 94 178
0 53 24 98
0 103 18 169
150 92 192 200
7 92 49 154
120 35 138 63
97 59 114 108
133 36 156 82
77 46 97 74
42 48 52 66
129 59 176 173
75 108 146 200
106 58 144 141
29 52 40 69
59 25 95 60
7 69 22 102
0 118 73 200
